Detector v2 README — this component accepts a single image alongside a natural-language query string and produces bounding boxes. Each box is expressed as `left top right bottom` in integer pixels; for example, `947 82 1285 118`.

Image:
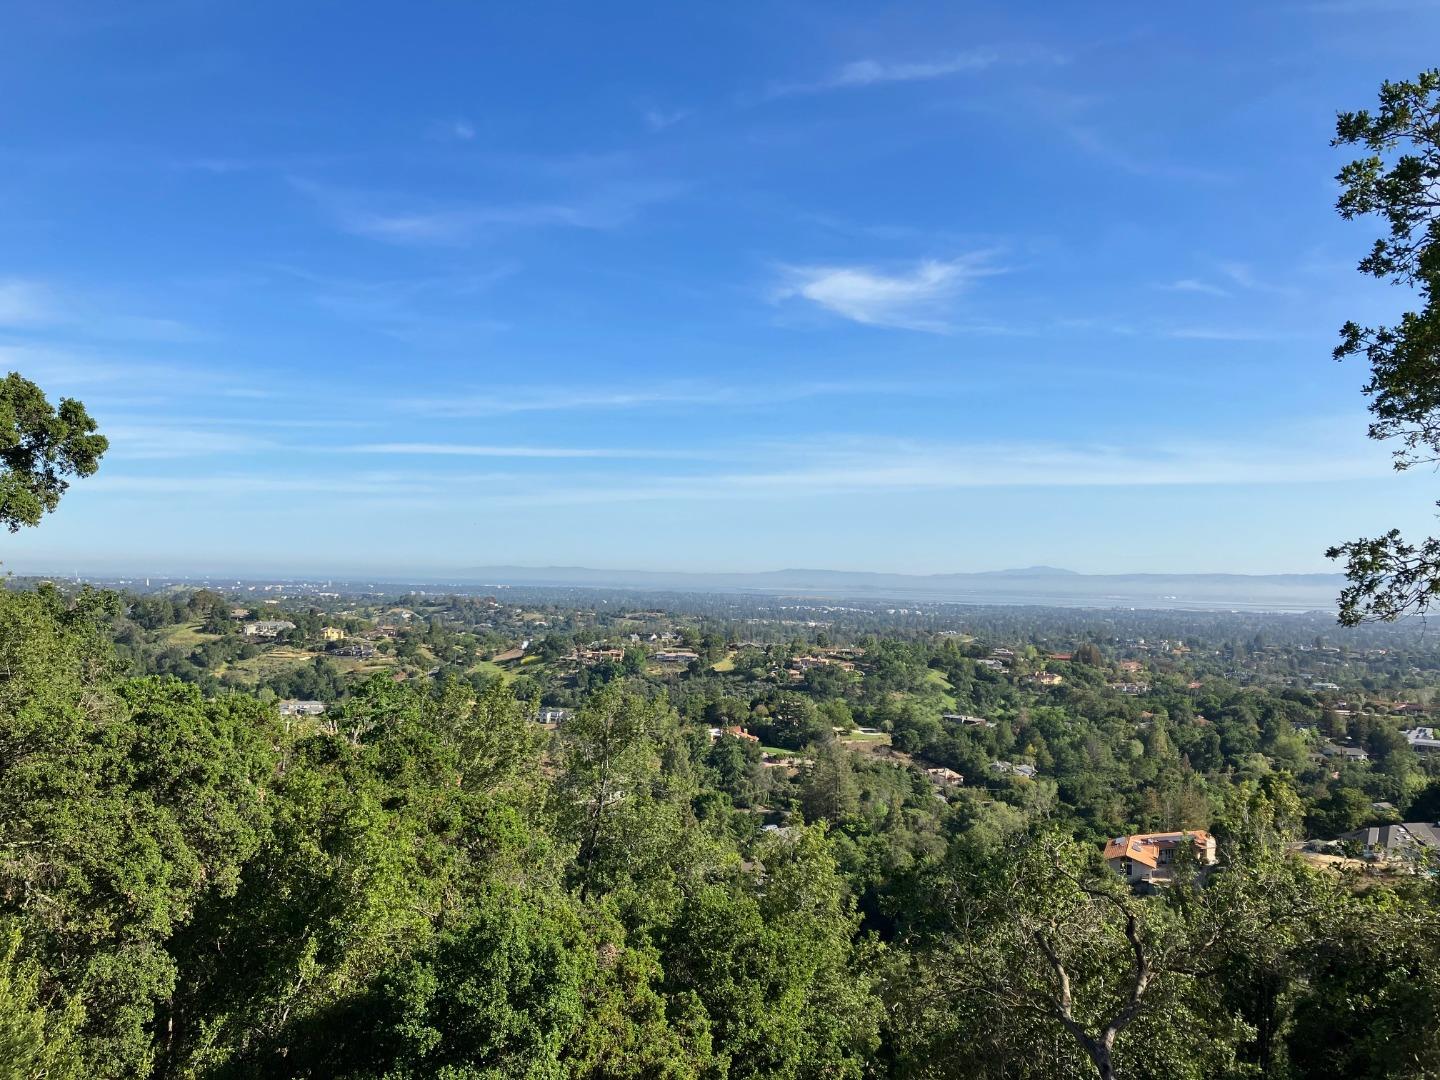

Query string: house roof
1341 822 1440 851
1103 830 1212 869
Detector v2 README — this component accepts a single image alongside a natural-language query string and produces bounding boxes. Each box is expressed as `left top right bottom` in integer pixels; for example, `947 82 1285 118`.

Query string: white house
244 620 296 639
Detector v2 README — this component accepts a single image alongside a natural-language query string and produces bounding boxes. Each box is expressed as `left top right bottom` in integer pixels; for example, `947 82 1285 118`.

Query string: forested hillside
3 581 1439 1079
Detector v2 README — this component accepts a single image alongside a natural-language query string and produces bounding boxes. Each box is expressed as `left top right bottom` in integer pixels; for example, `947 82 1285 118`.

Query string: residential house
278 699 326 717
536 707 574 725
654 650 699 664
1404 727 1440 753
924 766 964 788
320 626 345 642
1321 743 1370 763
942 713 995 728
990 761 1037 780
333 643 377 659
709 725 759 743
1340 822 1440 860
1111 682 1150 695
243 620 296 639
1104 831 1217 885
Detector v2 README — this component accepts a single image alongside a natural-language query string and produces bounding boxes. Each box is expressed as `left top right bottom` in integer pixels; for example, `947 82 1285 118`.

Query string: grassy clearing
711 657 736 673
330 655 398 677
219 646 318 681
838 731 894 756
923 668 958 710
470 659 510 682
155 623 220 649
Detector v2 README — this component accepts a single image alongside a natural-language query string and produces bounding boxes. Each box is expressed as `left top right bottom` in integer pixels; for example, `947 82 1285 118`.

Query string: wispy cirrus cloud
339 442 698 459
1159 278 1231 298
456 429 1397 509
762 45 1059 99
0 278 57 326
643 107 691 132
1164 326 1307 342
100 424 282 460
72 422 1393 514
401 379 928 417
0 276 200 342
1063 126 1231 184
773 255 1002 333
292 177 681 245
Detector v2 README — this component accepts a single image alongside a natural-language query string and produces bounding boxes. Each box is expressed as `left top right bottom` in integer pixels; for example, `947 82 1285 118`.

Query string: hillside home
243 620 295 639
942 714 995 728
1404 727 1440 753
1321 743 1370 763
278 699 326 717
1104 831 1217 885
709 725 759 743
1340 822 1440 859
990 761 1037 779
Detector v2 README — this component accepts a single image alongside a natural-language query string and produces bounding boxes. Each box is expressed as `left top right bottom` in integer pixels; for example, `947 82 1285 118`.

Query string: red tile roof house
1104 831 1217 886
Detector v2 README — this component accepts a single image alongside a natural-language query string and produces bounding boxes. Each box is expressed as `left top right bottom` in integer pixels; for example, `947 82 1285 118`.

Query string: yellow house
320 626 345 642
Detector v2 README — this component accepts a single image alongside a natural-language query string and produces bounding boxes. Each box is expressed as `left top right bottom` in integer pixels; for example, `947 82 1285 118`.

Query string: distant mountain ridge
453 564 1343 613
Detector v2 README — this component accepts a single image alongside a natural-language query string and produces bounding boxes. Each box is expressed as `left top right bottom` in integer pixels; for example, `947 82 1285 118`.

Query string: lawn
470 659 510 682
155 622 221 649
219 646 320 682
923 668 958 710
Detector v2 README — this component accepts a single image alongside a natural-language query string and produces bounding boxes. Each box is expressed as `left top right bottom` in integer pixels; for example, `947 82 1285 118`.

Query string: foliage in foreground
1 585 1439 1079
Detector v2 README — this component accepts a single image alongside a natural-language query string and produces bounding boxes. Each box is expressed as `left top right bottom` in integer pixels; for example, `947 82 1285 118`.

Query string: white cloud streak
0 279 56 326
401 379 929 417
774 255 1002 332
1159 278 1231 297
79 429 1394 509
339 442 696 459
293 178 681 245
763 46 1058 98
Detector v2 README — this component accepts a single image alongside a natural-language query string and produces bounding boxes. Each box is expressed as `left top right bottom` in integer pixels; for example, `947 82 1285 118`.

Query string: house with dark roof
1340 822 1440 860
1403 727 1440 753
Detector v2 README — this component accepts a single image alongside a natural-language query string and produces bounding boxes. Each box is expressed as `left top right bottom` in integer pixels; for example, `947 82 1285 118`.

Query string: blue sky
4 0 1439 577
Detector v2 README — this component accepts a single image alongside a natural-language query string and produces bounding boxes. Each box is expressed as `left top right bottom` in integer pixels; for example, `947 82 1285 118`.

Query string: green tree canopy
1326 71 1440 623
0 372 107 531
